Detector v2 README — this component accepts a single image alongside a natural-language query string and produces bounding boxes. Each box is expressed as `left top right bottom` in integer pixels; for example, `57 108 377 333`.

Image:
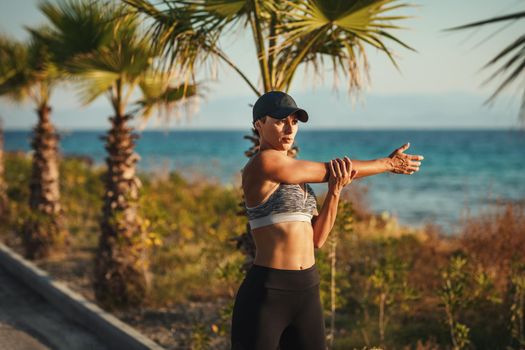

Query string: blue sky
0 0 523 130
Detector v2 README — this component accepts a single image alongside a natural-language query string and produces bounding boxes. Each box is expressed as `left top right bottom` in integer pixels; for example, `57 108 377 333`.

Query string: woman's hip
241 262 321 291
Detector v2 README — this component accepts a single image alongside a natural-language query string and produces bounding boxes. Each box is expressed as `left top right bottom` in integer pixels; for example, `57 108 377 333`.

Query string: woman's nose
283 122 293 133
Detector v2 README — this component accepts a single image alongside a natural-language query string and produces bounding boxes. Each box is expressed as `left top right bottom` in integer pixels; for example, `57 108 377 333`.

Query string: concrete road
0 266 108 350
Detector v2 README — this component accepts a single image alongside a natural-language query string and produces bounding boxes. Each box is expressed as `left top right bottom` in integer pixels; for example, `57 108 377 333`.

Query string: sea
4 129 525 235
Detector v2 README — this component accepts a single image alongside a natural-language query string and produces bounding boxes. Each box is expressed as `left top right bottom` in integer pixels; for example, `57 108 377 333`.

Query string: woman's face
256 113 299 151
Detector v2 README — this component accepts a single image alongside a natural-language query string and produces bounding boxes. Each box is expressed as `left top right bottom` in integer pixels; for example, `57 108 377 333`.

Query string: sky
0 0 523 130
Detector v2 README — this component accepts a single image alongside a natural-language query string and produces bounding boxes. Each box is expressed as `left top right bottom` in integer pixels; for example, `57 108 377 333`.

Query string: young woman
231 91 424 349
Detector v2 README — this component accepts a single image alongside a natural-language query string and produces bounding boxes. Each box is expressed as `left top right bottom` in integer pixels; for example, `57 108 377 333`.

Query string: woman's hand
387 142 424 175
328 156 358 196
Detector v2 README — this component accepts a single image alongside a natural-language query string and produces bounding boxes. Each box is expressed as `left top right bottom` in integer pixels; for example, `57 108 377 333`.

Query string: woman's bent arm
312 157 358 249
312 190 340 249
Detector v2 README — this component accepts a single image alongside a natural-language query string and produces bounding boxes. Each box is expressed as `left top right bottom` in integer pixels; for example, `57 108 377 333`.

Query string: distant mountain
1 89 520 130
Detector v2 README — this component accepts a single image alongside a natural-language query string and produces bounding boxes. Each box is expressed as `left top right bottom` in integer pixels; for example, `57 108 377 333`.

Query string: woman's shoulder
241 153 258 174
242 152 282 186
242 149 276 172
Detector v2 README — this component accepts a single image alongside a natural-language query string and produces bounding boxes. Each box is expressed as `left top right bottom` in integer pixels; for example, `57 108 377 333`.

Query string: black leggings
230 263 327 350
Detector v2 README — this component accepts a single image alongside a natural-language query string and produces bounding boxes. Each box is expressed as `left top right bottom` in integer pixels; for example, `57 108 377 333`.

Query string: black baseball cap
252 91 309 123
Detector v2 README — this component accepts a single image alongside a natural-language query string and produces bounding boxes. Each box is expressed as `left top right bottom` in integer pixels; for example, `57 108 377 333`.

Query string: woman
231 91 424 350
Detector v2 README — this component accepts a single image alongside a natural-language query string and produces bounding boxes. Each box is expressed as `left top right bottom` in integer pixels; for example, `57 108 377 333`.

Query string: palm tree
0 32 67 259
38 0 198 309
125 0 415 271
0 44 12 222
445 10 525 124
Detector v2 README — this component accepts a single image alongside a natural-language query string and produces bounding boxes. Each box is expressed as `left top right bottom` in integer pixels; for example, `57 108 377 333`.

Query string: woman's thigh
231 282 296 350
278 284 326 350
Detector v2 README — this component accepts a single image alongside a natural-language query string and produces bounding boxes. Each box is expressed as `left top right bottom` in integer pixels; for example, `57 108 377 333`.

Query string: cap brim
267 107 309 122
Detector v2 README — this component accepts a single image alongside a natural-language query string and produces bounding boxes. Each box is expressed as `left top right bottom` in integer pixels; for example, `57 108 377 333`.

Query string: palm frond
137 72 199 119
444 11 525 31
123 0 251 87
66 52 121 104
273 0 414 92
26 27 61 85
483 52 525 104
128 0 414 97
38 0 202 120
446 10 525 117
0 29 59 105
38 0 158 106
37 0 120 63
201 0 249 21
0 35 30 100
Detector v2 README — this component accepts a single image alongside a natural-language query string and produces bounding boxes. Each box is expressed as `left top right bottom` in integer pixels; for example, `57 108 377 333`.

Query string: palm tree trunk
0 117 8 218
94 113 150 309
23 105 67 259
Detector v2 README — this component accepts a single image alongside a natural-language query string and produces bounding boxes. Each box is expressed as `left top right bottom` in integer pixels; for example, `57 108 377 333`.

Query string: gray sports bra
245 182 318 229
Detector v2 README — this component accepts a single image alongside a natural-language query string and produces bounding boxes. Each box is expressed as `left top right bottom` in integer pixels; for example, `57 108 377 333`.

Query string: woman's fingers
328 157 358 191
398 142 410 153
334 158 343 178
330 157 359 183
338 158 348 178
409 154 424 161
329 160 336 178
406 156 420 165
405 156 421 174
343 156 352 174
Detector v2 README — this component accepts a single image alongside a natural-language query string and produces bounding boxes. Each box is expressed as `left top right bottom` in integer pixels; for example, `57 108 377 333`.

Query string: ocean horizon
4 128 525 235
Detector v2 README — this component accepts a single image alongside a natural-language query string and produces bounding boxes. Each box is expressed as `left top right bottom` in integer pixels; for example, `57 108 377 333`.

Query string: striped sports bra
245 182 318 229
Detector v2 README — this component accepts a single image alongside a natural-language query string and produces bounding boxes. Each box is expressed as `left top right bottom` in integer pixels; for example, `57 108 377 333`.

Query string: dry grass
458 201 525 291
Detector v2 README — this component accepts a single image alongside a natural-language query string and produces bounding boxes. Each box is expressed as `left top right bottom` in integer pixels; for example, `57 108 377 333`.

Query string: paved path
0 266 108 350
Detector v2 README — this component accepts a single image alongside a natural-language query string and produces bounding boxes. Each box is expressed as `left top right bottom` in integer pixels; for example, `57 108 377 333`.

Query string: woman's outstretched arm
257 143 424 184
351 158 391 179
352 143 424 178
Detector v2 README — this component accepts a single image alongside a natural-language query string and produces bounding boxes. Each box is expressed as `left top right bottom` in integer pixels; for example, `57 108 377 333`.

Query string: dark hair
253 116 267 137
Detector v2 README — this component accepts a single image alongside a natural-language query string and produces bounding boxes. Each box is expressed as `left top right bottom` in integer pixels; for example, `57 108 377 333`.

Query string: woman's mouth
282 138 293 143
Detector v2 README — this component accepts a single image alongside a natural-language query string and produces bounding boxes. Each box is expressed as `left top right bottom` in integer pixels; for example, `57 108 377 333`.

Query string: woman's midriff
250 221 316 270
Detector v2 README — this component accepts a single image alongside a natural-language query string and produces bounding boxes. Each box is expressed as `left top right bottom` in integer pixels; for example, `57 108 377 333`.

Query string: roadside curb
0 242 164 350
